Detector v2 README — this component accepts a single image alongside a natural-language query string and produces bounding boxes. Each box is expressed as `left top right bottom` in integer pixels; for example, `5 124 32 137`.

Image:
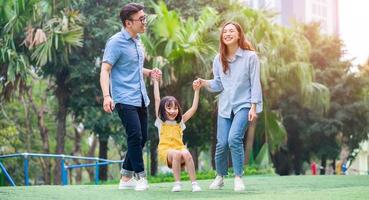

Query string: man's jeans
116 103 147 178
215 108 249 177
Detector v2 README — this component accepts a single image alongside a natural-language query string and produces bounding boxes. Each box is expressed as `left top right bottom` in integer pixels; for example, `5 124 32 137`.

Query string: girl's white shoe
191 182 202 192
171 182 182 192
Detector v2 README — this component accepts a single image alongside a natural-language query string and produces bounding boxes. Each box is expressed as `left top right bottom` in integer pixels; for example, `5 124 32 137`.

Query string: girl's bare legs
167 150 182 182
181 150 202 192
181 150 196 182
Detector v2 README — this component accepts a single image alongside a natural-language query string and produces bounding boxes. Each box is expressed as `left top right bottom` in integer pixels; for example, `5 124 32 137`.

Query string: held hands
193 78 205 90
150 68 162 81
192 78 203 91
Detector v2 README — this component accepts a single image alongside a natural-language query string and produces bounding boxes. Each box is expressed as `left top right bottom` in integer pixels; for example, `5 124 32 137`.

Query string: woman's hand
193 79 202 91
193 78 206 88
248 105 257 122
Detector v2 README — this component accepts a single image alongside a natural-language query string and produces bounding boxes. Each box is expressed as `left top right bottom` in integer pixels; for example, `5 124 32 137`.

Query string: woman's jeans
215 108 249 177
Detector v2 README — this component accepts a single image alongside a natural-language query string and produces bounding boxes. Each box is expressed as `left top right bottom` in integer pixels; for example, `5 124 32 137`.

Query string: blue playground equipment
0 153 123 186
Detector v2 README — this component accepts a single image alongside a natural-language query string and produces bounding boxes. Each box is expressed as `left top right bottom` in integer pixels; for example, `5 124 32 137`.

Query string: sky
339 0 369 65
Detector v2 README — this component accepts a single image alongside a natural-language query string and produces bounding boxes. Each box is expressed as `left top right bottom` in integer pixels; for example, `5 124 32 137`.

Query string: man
100 3 161 191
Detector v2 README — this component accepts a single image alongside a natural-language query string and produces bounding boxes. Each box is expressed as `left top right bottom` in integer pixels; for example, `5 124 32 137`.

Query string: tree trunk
293 155 303 175
291 140 303 175
27 85 51 184
320 155 327 175
99 138 108 181
287 129 303 175
146 87 158 176
190 148 199 170
150 137 158 176
87 136 98 181
72 120 83 184
21 95 32 152
53 69 70 185
272 149 291 175
245 119 257 165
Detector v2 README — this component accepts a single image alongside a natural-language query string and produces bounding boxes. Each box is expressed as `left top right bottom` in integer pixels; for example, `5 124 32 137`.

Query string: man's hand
103 96 115 113
150 68 162 81
193 79 202 91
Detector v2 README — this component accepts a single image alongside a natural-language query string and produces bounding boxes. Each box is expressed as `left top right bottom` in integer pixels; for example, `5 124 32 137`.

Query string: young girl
153 78 202 192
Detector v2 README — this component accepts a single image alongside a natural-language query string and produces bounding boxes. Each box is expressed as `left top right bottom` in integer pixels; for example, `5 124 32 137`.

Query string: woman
195 22 262 191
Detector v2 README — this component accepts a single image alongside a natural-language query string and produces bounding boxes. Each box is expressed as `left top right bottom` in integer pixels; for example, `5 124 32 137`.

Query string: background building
241 0 339 35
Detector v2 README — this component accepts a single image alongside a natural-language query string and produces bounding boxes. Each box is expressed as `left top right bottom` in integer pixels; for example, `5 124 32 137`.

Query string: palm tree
142 1 219 173
1 0 83 183
30 6 83 184
0 0 41 101
0 0 56 184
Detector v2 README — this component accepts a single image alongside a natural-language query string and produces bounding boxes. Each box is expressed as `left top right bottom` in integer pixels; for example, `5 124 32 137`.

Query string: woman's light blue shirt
207 48 263 118
102 28 149 107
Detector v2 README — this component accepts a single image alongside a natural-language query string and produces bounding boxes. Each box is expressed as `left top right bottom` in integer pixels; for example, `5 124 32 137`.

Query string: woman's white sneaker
209 175 224 190
234 177 245 191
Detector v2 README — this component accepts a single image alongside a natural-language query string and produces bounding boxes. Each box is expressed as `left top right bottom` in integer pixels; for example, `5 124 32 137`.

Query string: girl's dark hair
219 22 255 73
120 3 144 27
159 96 182 123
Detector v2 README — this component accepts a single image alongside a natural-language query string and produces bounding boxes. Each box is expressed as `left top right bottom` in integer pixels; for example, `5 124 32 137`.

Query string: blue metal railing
0 161 16 186
0 152 123 186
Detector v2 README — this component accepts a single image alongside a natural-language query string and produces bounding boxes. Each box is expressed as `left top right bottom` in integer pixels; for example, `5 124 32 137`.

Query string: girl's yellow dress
155 118 187 165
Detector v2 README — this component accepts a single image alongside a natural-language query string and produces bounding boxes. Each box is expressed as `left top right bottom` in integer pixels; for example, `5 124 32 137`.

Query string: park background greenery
1 0 368 186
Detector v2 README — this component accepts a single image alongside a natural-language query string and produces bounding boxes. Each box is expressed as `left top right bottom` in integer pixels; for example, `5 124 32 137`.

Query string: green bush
148 170 215 183
98 165 275 185
148 165 275 183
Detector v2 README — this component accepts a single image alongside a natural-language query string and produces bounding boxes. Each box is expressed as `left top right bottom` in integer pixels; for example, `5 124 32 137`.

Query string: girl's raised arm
153 80 161 118
183 83 200 123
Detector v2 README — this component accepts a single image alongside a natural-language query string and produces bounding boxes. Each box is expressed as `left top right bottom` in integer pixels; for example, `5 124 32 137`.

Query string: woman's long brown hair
219 22 255 73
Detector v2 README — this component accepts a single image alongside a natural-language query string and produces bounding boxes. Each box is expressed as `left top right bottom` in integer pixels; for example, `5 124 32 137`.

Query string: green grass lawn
1 175 368 200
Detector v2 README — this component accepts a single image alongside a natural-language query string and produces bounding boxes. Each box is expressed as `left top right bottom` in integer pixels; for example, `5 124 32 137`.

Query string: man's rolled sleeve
102 39 121 66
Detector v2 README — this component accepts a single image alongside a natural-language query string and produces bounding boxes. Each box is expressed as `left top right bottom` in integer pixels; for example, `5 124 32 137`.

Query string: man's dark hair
120 3 144 27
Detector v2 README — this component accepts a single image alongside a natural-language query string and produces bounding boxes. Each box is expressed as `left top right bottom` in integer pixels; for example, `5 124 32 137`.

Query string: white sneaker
209 175 224 190
191 182 202 192
234 177 245 191
118 177 136 190
135 177 149 191
171 182 182 192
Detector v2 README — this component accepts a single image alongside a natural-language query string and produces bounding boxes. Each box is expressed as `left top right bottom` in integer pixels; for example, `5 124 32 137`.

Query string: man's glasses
129 15 147 24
